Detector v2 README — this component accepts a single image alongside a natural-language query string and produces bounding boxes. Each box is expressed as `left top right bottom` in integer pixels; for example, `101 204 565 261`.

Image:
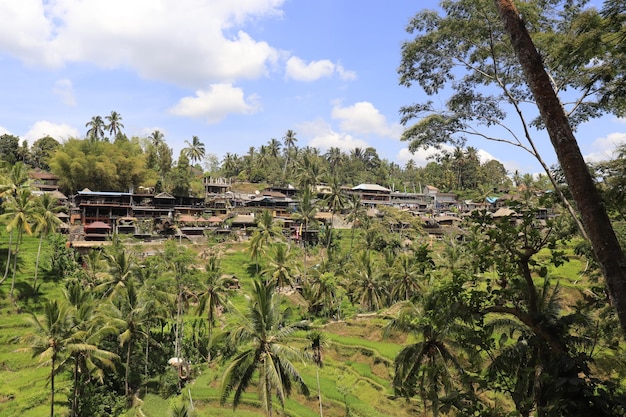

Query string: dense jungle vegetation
3 0 626 416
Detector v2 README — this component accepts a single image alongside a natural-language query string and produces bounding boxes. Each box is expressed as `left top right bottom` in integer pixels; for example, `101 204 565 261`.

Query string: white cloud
23 120 80 142
397 145 451 167
0 125 11 136
584 132 626 163
298 119 369 152
169 83 261 123
331 101 402 138
0 0 285 87
285 56 356 82
52 79 76 106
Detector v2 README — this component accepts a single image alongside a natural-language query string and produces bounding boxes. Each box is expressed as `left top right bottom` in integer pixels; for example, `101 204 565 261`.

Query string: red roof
84 221 111 230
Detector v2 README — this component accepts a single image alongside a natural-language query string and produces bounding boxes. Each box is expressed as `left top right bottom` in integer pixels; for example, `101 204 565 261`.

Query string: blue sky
0 0 624 175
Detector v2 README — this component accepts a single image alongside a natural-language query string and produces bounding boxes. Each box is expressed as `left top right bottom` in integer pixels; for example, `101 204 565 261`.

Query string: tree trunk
0 230 13 284
125 341 132 398
10 229 22 301
316 366 323 417
50 354 56 417
494 0 626 335
72 357 79 417
33 233 44 290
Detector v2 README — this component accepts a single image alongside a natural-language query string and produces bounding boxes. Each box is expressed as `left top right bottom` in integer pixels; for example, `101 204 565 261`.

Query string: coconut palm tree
307 330 329 417
63 281 119 417
183 135 206 165
323 175 347 254
220 281 310 416
282 129 298 180
21 300 76 417
1 162 30 282
389 253 423 303
344 194 366 259
102 279 155 399
292 188 318 283
350 251 388 311
97 244 138 299
2 187 35 299
85 115 106 141
261 243 297 290
105 111 124 139
387 291 478 417
247 210 284 271
196 256 232 362
32 193 63 289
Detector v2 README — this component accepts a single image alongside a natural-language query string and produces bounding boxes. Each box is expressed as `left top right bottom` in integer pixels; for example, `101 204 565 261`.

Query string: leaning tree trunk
495 0 626 335
0 230 14 284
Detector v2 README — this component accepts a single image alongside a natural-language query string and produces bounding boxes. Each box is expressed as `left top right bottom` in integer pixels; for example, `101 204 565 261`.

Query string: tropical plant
21 300 77 417
105 111 124 139
102 279 156 399
261 243 297 289
2 187 35 300
195 256 232 362
220 281 311 416
183 135 206 165
85 115 106 141
307 330 329 417
32 192 63 289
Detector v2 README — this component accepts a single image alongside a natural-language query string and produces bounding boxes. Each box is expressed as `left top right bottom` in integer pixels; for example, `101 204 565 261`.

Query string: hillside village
29 171 553 247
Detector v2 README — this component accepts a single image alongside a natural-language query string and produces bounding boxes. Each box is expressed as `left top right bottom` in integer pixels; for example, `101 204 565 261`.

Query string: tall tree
105 111 124 139
220 281 310 416
307 330 329 417
493 0 626 335
195 256 232 362
183 135 206 165
21 300 76 417
2 187 35 300
85 116 106 142
282 129 298 181
32 193 63 289
0 162 30 284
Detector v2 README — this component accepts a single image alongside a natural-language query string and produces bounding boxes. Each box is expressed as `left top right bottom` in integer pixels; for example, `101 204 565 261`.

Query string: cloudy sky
0 0 624 175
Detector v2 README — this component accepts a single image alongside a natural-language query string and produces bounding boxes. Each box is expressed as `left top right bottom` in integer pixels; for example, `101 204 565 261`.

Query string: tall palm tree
324 147 343 176
149 130 165 147
307 330 329 417
32 193 63 289
221 152 240 178
387 297 475 417
85 115 105 141
309 271 341 319
296 153 324 191
1 162 30 283
183 135 206 165
282 129 298 181
103 279 155 398
63 281 119 417
389 253 423 303
21 300 76 417
196 256 232 362
323 175 347 254
2 187 35 299
261 243 297 289
292 188 318 284
351 251 388 311
105 111 124 139
220 281 310 416
344 194 366 258
247 210 284 271
267 138 282 159
97 244 138 299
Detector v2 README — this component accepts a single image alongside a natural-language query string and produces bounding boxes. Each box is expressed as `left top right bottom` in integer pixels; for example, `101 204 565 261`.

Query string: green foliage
49 137 154 194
